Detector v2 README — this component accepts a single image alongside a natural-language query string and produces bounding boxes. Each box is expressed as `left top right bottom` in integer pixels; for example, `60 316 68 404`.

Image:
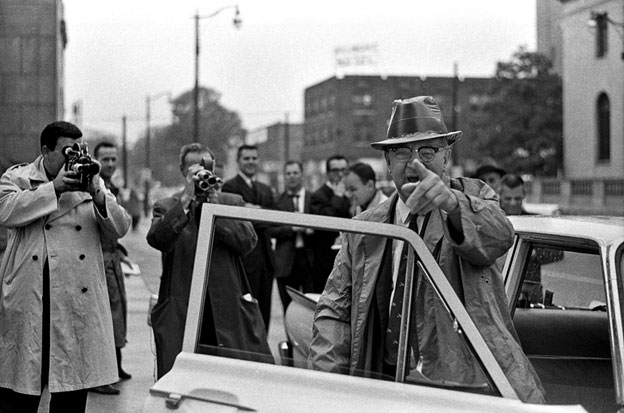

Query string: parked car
143 205 587 412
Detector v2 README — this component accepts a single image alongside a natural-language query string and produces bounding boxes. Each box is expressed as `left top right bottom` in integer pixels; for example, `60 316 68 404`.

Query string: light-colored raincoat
0 156 131 395
309 178 545 404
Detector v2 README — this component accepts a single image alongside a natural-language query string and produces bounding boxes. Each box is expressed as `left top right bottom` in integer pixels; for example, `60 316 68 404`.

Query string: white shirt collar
238 171 254 187
395 197 411 226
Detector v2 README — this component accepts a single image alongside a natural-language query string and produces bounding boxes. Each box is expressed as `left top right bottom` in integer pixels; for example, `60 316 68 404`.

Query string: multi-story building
301 75 494 187
530 0 624 215
0 0 66 173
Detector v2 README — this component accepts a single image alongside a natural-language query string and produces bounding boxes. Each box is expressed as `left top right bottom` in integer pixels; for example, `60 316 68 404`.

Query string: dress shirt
288 187 306 248
238 171 254 188
390 198 425 315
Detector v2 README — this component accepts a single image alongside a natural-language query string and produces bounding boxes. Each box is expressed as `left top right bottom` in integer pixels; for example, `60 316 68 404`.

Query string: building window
597 92 610 162
596 13 608 58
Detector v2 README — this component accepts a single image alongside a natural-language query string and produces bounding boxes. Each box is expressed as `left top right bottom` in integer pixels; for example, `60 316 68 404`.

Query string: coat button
32 255 38 261
75 225 82 231
81 287 88 293
79 254 85 260
45 224 51 230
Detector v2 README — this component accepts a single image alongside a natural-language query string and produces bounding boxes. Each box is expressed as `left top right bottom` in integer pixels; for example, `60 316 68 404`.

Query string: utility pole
122 115 128 188
145 95 151 170
284 112 290 162
451 62 459 165
194 10 200 143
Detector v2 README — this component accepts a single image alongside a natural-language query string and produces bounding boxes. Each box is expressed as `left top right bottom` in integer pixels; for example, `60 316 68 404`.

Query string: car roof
508 215 624 246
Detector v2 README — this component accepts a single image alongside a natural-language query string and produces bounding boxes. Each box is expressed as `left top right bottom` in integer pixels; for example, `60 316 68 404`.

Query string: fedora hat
371 96 462 150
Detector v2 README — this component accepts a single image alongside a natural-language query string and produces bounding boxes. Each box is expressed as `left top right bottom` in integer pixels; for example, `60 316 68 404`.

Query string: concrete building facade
0 0 66 173
529 0 624 215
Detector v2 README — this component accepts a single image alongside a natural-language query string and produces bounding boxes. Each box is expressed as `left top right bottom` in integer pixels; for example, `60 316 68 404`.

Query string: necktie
290 194 299 212
384 214 420 365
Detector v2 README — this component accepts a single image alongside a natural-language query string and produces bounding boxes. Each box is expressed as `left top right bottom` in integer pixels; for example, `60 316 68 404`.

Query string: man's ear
41 146 50 156
383 152 391 169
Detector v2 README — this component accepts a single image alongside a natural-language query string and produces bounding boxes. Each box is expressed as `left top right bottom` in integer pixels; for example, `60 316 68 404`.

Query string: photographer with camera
147 143 273 379
0 121 131 412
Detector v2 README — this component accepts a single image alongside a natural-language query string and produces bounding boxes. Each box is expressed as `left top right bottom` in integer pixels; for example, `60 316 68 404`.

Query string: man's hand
181 163 203 209
401 159 459 215
52 165 83 195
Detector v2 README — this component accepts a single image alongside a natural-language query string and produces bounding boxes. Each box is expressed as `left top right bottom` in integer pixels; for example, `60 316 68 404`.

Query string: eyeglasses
329 167 347 174
386 146 446 162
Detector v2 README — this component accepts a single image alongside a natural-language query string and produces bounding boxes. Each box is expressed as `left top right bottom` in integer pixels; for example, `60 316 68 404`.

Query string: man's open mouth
406 176 420 183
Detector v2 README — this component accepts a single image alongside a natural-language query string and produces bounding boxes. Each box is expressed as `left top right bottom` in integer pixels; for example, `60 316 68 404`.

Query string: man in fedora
475 163 506 194
308 96 545 403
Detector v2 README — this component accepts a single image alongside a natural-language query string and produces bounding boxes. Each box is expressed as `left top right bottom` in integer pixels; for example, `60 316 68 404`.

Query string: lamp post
193 5 241 143
144 91 171 217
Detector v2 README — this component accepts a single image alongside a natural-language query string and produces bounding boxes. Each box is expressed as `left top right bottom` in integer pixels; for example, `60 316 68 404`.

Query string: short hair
284 160 303 172
348 162 376 184
325 154 347 172
93 141 117 158
179 143 215 170
500 174 525 190
237 144 258 160
40 121 82 150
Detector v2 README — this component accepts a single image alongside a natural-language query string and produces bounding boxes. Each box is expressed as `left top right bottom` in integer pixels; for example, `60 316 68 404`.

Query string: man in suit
222 144 276 331
344 162 389 216
271 161 315 311
147 143 272 379
310 155 351 293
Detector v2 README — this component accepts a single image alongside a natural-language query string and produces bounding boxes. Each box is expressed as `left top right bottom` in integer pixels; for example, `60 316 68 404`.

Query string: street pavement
38 215 287 413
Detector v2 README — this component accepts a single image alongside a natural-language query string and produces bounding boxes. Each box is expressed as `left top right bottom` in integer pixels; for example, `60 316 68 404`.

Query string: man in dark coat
90 141 131 395
222 144 276 331
270 160 315 311
147 143 272 379
310 155 351 293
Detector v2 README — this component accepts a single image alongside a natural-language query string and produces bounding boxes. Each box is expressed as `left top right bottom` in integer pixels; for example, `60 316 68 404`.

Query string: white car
143 205 589 412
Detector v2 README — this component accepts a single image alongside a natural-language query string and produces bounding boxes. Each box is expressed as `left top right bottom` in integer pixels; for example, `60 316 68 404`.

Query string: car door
503 229 617 412
145 205 584 412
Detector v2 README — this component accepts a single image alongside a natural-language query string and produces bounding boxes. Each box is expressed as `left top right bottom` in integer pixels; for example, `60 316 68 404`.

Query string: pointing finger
409 159 432 180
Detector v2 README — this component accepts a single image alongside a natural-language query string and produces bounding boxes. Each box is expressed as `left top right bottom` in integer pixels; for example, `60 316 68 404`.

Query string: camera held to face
194 158 222 194
62 142 100 191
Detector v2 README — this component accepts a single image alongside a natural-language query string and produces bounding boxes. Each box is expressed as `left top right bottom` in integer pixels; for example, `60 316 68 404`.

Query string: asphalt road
38 214 287 413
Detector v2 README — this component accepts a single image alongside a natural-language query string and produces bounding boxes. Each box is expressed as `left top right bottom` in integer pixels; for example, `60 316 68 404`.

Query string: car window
518 246 605 309
403 261 494 395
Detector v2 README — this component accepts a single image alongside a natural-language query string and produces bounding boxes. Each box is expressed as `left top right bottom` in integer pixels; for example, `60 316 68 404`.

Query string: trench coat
147 192 274 379
0 156 131 395
309 178 546 404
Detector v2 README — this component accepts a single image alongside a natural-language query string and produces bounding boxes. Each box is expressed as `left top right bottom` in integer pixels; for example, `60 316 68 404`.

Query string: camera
193 158 222 193
62 142 100 191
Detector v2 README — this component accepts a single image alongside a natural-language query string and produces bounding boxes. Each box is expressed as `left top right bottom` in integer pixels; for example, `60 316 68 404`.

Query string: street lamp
194 5 241 143
588 10 624 60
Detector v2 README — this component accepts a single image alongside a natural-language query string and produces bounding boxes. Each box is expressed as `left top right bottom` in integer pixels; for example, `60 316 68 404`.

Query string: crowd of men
0 95 546 412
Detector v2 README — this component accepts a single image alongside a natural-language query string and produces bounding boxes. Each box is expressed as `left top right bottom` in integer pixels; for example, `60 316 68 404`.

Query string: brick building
301 75 494 187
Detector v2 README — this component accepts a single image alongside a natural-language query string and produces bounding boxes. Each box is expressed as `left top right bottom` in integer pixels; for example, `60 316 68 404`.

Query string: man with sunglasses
309 96 545 403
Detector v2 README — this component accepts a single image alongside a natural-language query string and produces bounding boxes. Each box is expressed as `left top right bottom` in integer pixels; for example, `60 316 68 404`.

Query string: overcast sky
62 0 537 144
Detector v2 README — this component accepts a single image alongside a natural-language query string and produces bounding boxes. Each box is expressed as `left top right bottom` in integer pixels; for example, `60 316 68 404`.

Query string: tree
129 86 246 187
468 46 563 176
